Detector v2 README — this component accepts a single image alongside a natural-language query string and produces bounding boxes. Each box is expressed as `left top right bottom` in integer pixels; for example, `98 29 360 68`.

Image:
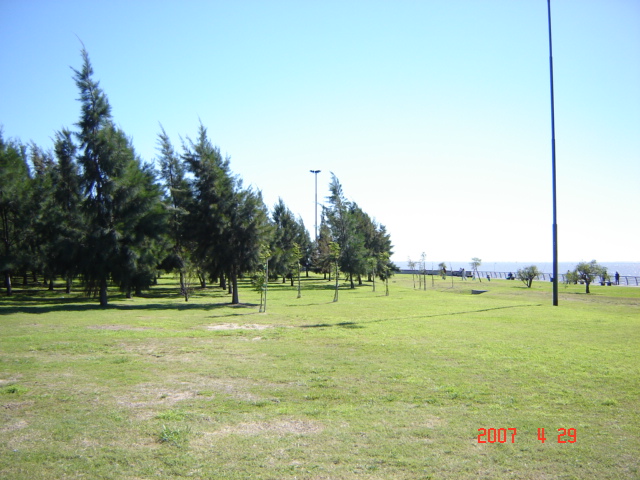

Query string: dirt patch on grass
421 415 445 428
212 419 323 436
0 376 23 386
117 376 265 420
2 400 34 410
88 325 152 331
206 323 273 331
0 419 28 432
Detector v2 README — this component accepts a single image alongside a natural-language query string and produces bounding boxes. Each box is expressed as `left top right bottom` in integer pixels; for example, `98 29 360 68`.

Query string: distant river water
394 261 640 277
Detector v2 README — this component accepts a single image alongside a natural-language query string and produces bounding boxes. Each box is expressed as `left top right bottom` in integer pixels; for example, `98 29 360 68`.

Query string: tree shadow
0 298 256 316
299 304 542 329
300 321 365 329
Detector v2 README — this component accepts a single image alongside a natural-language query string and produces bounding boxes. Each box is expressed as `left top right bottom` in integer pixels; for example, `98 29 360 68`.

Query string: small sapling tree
368 256 377 292
291 242 302 299
180 259 199 302
517 265 540 288
258 245 271 312
470 257 482 282
330 241 340 302
438 262 447 280
379 251 391 296
407 257 416 289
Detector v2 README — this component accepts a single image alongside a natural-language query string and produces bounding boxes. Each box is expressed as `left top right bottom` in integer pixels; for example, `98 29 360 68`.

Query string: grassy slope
1 275 638 479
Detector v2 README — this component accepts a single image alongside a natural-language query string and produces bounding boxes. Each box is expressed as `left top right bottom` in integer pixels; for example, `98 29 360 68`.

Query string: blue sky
1 0 638 264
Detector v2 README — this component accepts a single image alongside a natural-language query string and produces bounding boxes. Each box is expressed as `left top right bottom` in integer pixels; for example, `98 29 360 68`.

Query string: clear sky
1 0 638 264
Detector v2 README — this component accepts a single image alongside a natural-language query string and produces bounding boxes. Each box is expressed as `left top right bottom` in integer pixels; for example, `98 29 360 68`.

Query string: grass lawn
1 274 638 479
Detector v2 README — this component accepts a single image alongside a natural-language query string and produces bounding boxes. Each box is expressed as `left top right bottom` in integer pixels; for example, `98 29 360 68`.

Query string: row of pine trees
1 49 395 306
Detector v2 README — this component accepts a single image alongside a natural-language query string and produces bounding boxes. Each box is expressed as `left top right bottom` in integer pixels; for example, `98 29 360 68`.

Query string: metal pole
310 170 321 242
548 0 559 306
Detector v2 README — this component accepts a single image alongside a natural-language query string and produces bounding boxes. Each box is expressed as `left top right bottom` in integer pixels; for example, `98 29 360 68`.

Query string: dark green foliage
269 198 309 285
312 214 333 278
0 131 30 294
181 123 271 304
224 186 271 304
324 173 395 288
325 174 366 288
108 138 166 298
71 49 166 306
30 141 75 289
47 129 84 293
181 123 234 283
156 126 191 298
1 50 394 304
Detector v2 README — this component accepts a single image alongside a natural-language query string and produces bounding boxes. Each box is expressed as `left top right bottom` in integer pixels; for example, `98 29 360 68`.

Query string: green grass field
1 274 638 479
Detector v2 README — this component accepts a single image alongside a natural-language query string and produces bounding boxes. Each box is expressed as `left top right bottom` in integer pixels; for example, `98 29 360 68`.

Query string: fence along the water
477 271 639 286
401 270 639 286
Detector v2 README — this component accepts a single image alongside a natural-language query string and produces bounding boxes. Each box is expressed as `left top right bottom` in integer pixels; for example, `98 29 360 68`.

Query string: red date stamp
477 428 577 443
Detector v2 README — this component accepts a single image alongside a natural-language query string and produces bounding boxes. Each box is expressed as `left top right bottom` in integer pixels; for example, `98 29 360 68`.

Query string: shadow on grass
299 304 542 329
0 298 258 316
299 321 366 329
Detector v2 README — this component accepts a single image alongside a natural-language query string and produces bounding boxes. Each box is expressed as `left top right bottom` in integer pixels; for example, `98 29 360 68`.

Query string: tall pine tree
72 49 165 306
41 130 83 293
325 173 367 288
157 126 192 298
0 131 30 295
181 123 270 304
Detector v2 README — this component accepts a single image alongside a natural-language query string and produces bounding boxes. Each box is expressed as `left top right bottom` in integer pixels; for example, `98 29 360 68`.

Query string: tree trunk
219 276 225 290
231 270 239 304
48 279 54 291
585 281 590 294
99 278 108 307
126 287 132 299
65 277 72 294
135 285 142 297
4 272 12 296
350 274 355 289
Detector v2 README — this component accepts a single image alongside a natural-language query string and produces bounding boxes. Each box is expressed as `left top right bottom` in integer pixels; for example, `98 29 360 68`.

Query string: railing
400 270 640 286
477 271 639 286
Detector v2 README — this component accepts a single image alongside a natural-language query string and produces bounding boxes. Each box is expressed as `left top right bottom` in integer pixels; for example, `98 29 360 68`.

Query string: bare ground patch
87 325 152 331
194 419 324 443
420 415 446 429
206 323 273 331
2 400 34 410
117 376 266 420
1 419 28 433
0 375 23 386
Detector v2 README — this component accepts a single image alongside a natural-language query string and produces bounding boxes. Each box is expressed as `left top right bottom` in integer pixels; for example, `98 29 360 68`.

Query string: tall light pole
310 170 321 242
547 0 559 306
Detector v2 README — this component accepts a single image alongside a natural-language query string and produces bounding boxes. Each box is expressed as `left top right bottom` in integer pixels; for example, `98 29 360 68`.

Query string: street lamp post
547 0 559 306
310 170 321 242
